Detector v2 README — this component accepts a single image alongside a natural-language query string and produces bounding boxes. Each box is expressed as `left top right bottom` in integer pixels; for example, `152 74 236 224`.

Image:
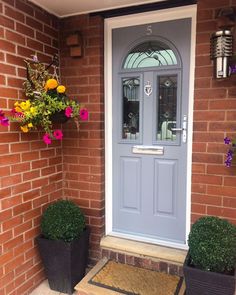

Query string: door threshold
101 235 187 265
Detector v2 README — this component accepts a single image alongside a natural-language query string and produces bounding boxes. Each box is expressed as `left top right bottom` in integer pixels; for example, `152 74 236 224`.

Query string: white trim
105 5 197 249
29 0 165 18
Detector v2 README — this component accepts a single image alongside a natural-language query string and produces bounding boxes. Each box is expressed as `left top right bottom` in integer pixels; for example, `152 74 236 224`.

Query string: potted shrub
36 200 90 294
183 216 236 295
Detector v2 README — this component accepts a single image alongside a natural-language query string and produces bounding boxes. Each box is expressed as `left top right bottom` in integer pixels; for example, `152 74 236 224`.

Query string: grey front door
112 18 191 244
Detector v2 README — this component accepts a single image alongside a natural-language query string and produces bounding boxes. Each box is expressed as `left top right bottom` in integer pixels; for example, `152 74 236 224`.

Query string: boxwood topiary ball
188 216 236 274
41 200 86 242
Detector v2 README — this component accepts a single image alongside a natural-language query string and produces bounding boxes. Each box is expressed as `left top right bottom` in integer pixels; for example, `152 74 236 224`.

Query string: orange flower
45 79 58 90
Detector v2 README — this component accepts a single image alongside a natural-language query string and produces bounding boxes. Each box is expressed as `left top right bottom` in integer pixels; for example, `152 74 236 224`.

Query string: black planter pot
183 253 236 295
50 110 70 124
36 227 90 294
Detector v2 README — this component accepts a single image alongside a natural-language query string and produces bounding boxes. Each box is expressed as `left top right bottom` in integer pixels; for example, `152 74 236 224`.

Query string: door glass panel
123 41 177 69
122 77 140 140
157 75 177 141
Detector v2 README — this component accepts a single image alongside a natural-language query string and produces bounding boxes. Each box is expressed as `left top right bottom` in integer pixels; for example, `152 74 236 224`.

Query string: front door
112 18 191 244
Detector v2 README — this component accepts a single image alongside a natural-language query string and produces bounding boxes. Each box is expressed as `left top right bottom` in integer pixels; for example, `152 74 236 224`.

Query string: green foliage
41 200 86 242
188 216 236 273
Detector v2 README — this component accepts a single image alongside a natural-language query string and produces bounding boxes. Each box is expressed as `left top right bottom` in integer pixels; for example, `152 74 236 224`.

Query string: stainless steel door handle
171 115 187 143
171 128 183 131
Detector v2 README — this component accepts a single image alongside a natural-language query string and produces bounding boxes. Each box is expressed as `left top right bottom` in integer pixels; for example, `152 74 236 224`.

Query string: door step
100 236 187 276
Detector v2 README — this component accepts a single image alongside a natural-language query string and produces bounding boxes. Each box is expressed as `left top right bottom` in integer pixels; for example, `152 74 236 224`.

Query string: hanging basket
50 111 70 124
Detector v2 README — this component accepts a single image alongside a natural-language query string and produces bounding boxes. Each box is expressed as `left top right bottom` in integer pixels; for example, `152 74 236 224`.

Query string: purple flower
224 137 231 144
225 149 234 167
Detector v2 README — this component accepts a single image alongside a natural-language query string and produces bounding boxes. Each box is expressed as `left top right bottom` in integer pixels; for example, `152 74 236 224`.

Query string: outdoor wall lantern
210 8 235 79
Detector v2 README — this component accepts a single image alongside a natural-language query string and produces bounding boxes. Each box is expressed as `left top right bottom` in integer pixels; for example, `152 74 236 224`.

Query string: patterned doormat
89 260 185 295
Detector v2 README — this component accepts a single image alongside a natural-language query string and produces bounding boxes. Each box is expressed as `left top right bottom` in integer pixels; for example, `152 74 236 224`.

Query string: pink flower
0 110 9 126
53 129 63 140
65 106 73 118
43 133 52 145
0 118 9 126
80 108 88 121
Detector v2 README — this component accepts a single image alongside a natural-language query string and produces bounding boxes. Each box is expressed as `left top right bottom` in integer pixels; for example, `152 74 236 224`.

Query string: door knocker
144 81 152 96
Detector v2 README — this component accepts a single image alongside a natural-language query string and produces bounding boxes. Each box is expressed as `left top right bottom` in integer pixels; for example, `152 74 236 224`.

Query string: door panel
154 159 177 215
112 18 191 244
120 157 141 212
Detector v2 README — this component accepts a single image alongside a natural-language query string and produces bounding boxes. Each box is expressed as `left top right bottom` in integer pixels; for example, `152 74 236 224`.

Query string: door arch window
123 40 178 69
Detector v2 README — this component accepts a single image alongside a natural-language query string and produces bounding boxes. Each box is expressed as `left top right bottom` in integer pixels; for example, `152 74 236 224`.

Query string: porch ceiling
29 0 165 18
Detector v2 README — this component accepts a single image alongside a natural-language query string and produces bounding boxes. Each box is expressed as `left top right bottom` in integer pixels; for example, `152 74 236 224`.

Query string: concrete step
100 236 187 275
75 258 120 295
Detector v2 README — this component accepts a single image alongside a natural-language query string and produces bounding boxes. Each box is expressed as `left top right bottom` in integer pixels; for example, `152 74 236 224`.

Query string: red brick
44 25 58 38
12 182 31 195
2 216 23 231
5 30 25 45
15 0 34 15
0 153 20 165
193 132 224 143
0 75 6 85
11 162 31 174
192 193 222 206
210 99 236 109
26 16 43 31
16 23 34 38
0 39 15 53
4 5 25 22
0 165 10 177
207 185 236 198
5 254 25 273
36 31 51 45
0 15 14 29
3 235 24 251
26 38 44 51
1 174 22 187
7 77 25 88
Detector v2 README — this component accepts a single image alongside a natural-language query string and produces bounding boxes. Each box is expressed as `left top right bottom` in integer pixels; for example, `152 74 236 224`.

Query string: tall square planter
183 254 236 295
36 227 90 294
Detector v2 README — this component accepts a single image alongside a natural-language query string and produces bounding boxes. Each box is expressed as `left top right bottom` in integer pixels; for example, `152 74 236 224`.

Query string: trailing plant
188 216 236 274
41 200 86 242
224 136 236 167
0 55 88 144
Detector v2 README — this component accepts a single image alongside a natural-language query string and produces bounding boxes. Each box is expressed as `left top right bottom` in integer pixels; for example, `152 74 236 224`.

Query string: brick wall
1 0 236 294
192 0 236 224
60 14 105 266
0 1 61 294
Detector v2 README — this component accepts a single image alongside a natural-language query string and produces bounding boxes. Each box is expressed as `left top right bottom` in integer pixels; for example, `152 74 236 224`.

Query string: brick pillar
60 14 105 266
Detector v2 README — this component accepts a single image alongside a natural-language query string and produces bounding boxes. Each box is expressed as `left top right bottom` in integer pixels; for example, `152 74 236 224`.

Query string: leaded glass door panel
112 18 191 244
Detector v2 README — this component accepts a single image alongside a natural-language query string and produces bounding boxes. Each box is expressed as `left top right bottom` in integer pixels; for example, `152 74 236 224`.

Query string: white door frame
104 5 197 249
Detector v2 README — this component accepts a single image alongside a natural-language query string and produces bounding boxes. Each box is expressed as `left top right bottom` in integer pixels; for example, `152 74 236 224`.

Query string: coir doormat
89 260 185 295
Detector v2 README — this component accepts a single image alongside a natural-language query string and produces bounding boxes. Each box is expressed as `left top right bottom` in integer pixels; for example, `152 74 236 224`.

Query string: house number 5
146 25 152 35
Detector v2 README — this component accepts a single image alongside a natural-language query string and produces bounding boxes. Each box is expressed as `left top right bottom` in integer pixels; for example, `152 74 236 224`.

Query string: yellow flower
15 106 22 113
20 100 31 111
28 123 33 128
57 85 66 93
14 101 19 107
20 125 29 133
46 79 58 90
30 107 37 116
